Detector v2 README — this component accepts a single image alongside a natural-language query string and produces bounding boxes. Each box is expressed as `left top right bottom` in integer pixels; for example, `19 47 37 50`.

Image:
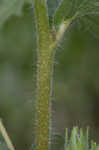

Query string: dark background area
0 1 99 150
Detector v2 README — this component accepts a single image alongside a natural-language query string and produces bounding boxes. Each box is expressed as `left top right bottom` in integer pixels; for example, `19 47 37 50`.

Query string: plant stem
0 120 15 150
36 53 53 150
33 0 54 150
33 1 74 150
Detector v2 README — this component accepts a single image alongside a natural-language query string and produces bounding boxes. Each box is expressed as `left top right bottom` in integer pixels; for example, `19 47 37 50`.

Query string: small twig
0 119 15 150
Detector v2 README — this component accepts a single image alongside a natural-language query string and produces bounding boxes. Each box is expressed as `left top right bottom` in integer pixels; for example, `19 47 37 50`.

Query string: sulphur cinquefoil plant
0 0 99 150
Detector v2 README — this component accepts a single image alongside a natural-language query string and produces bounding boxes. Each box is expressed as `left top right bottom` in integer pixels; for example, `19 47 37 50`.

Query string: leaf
54 0 99 28
69 127 79 150
47 0 60 28
80 15 99 38
47 0 60 16
91 141 97 150
78 0 99 16
54 0 79 27
51 132 64 150
0 0 32 28
66 128 89 150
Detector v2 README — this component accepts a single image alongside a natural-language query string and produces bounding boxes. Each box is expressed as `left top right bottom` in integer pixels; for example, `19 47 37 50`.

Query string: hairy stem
33 0 54 150
33 0 75 150
36 53 53 150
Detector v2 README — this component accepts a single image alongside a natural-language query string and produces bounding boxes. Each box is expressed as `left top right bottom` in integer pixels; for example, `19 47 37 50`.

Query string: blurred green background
0 1 99 150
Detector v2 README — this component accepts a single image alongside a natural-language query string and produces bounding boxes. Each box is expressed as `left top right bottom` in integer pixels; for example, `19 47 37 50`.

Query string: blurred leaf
65 128 90 150
47 0 60 16
91 141 97 150
78 0 99 16
0 4 35 150
0 0 32 28
47 0 60 28
69 127 79 150
54 0 80 27
51 132 64 150
54 0 99 30
80 15 99 38
91 141 99 150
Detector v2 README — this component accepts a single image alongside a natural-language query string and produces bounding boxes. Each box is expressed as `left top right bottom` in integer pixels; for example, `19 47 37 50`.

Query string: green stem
33 0 54 150
33 1 74 150
33 0 53 50
36 53 53 150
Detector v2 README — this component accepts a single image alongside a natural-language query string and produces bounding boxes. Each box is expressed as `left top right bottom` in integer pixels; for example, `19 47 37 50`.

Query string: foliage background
0 0 99 150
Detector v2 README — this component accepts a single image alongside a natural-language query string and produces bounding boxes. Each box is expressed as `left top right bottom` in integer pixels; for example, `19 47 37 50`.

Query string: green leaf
80 15 99 38
47 0 59 16
91 141 97 150
54 0 79 27
78 0 99 16
65 128 90 150
54 0 99 28
68 127 79 150
0 0 32 28
51 132 64 150
47 0 60 28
